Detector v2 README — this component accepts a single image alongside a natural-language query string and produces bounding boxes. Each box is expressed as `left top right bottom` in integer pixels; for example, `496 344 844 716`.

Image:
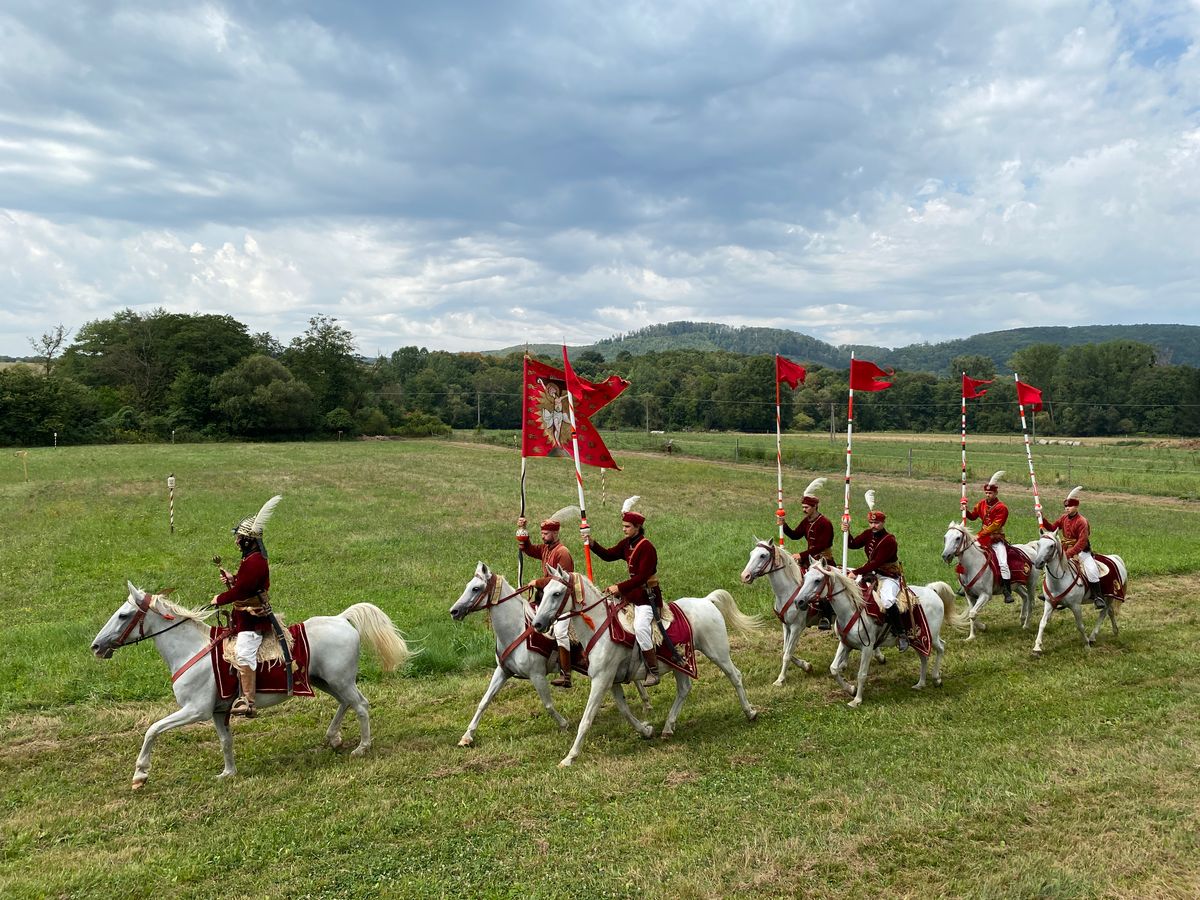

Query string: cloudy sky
2 1 1198 359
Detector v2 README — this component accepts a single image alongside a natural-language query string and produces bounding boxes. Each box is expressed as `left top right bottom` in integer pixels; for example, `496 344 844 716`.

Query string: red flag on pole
962 373 993 399
848 358 893 392
521 355 626 469
563 351 630 415
775 355 807 390
1015 379 1044 411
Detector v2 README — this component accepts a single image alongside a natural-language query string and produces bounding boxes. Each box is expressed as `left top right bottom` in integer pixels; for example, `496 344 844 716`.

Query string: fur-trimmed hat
1064 486 1082 508
865 489 885 522
232 495 282 557
801 477 826 506
621 495 645 526
984 470 1004 492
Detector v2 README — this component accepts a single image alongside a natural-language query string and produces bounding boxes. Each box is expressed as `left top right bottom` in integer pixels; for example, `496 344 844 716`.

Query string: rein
1039 541 1083 606
750 542 807 624
950 530 993 592
112 594 195 649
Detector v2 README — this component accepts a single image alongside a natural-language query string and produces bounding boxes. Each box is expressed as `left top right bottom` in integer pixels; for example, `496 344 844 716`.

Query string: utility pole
476 390 481 427
644 395 650 436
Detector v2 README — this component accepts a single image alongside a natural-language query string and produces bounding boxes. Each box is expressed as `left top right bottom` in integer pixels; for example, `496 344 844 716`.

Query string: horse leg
660 671 692 739
1109 604 1120 637
874 648 886 665
212 711 236 780
913 651 928 690
132 705 210 790
775 622 801 686
560 673 614 767
830 642 855 697
458 666 511 747
847 643 873 708
1020 585 1032 630
529 670 570 732
1031 600 1054 658
1069 600 1091 649
609 682 654 739
965 594 986 641
1088 606 1107 645
634 681 653 718
931 635 946 687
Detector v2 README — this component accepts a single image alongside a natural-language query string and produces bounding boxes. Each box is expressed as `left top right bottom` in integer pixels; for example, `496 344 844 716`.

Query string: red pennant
849 358 893 392
520 355 627 469
962 373 993 400
775 355 807 390
1015 380 1043 411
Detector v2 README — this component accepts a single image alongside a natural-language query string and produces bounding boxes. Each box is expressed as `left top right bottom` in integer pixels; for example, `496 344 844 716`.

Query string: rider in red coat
517 509 576 687
778 476 835 628
587 497 663 686
844 490 907 650
1040 486 1103 608
963 471 1013 603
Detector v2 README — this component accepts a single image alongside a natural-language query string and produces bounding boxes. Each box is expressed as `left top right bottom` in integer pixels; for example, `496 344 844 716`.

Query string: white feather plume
803 477 826 498
987 470 1005 487
864 489 876 510
621 495 641 514
1065 485 1083 502
548 505 580 525
251 495 283 535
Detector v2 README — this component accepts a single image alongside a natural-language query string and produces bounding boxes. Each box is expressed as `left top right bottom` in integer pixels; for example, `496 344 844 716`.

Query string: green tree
211 355 317 436
282 315 363 415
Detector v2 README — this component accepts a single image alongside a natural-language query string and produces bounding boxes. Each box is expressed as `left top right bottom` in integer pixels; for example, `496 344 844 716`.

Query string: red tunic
518 537 575 589
590 533 658 605
214 550 273 634
847 528 901 578
1040 512 1090 558
965 498 1009 547
783 513 834 566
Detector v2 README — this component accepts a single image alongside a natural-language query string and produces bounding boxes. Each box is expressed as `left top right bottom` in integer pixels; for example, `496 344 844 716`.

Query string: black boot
1002 579 1014 604
1090 582 1105 609
885 605 908 652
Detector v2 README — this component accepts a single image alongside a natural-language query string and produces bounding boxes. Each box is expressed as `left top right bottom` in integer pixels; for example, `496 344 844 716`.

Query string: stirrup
231 697 256 718
817 616 832 631
550 674 572 688
896 633 909 652
643 669 661 687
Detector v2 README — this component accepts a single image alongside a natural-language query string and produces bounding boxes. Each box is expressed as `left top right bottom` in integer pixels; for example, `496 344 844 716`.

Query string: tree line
2 309 1198 446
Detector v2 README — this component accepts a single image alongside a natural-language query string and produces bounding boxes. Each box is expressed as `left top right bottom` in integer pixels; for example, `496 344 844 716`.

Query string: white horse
1030 532 1128 658
91 582 413 789
941 522 1041 639
740 539 884 685
531 568 760 767
449 562 653 747
793 561 963 707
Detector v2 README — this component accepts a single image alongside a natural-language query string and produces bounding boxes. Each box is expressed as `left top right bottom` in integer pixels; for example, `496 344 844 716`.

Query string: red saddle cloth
210 624 316 700
1005 547 1034 584
602 602 699 680
856 586 933 657
1094 554 1127 601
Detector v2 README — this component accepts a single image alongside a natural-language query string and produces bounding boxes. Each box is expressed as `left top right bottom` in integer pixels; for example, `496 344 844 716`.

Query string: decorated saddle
210 624 315 700
600 600 698 679
845 584 933 657
1091 553 1127 601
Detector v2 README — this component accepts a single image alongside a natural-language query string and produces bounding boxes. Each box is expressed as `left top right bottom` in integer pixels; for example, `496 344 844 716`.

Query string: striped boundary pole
167 474 176 534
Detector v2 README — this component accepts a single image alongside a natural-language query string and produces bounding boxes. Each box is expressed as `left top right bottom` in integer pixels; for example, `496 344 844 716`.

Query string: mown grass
1 440 1198 898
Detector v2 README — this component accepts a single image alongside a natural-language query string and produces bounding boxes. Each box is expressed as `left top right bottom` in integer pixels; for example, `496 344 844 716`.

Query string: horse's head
794 561 832 610
91 582 159 659
451 562 495 621
942 522 971 564
532 567 575 634
740 539 778 584
1032 531 1060 567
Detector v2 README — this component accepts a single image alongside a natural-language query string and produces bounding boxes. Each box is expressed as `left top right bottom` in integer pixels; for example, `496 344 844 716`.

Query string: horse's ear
477 561 490 579
752 535 761 545
127 581 142 601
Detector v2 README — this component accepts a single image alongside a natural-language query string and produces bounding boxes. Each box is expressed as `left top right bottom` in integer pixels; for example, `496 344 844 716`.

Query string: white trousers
234 630 263 669
877 577 901 610
991 539 1011 579
553 616 570 649
633 605 654 650
1076 550 1100 584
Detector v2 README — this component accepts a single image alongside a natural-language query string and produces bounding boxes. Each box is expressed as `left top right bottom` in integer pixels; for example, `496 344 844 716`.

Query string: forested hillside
491 321 1200 372
3 309 1198 446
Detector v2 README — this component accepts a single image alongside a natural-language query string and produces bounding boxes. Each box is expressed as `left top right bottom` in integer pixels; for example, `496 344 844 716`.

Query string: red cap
622 511 646 526
867 510 886 523
540 519 561 531
801 496 819 506
983 483 998 492
1063 498 1080 508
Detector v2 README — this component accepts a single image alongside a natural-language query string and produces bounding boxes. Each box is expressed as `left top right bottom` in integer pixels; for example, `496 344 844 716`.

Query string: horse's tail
339 603 416 672
930 581 970 629
708 589 763 637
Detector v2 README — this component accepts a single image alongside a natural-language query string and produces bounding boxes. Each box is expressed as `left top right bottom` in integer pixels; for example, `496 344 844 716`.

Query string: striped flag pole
960 375 969 524
564 383 594 580
775 372 785 546
1014 373 1044 527
841 352 855 573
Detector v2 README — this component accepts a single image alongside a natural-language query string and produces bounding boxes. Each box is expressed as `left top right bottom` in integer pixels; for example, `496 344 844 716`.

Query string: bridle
1036 534 1083 605
460 573 533 616
748 541 811 624
109 592 191 649
946 526 993 592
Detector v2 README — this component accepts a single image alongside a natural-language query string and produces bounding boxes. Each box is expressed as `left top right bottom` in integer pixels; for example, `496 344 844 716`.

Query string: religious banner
521 355 627 469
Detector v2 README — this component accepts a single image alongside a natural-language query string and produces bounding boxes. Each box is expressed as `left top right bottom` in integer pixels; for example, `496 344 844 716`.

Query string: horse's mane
818 563 865 610
151 594 214 626
948 520 974 536
773 543 804 583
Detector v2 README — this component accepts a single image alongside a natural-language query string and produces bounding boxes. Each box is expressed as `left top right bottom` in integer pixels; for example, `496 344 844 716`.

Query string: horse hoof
801 661 813 674
457 736 474 747
131 781 145 791
848 697 862 709
934 678 943 688
641 725 655 739
659 730 672 741
772 678 786 687
911 683 924 691
747 709 758 722
216 770 235 780
328 735 343 749
1031 650 1042 659
558 758 573 768
350 746 368 758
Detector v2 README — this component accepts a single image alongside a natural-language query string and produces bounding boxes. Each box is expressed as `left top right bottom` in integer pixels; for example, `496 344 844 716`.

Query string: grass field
2 440 1199 898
